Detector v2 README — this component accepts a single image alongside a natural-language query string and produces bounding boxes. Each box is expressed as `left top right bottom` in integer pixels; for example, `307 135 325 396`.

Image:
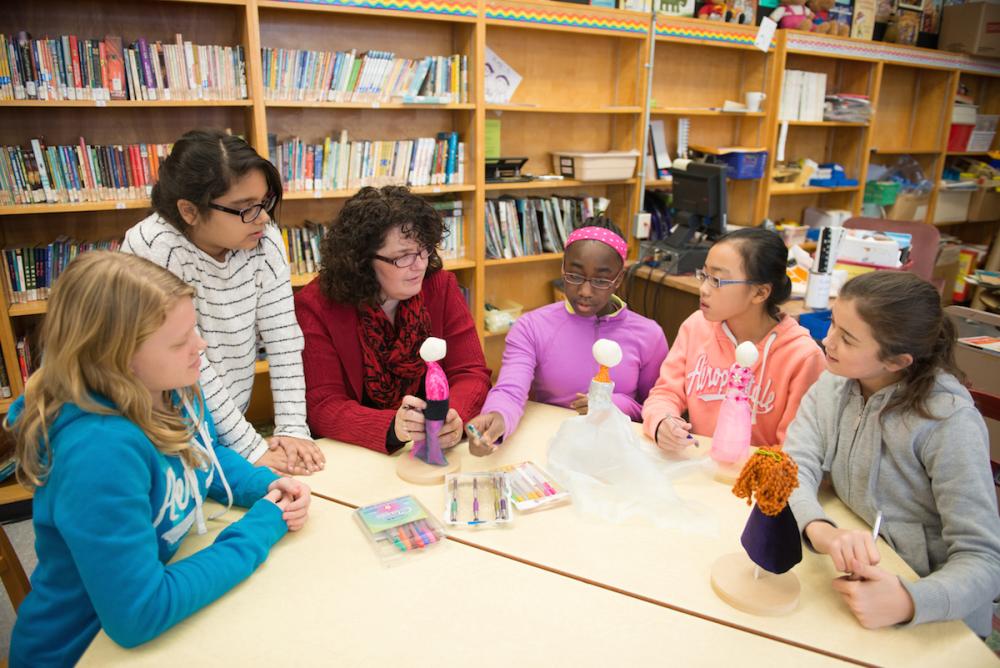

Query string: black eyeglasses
207 193 277 224
562 268 623 291
374 247 433 269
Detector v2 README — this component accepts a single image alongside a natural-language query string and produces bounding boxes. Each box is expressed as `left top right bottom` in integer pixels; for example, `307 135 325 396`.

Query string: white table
80 498 846 666
297 402 998 667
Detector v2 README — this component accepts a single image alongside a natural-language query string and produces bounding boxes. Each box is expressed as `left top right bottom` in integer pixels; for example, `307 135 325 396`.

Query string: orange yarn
732 445 799 517
594 364 611 383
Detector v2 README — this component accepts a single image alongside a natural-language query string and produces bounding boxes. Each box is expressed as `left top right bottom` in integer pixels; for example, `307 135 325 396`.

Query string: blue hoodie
8 396 287 667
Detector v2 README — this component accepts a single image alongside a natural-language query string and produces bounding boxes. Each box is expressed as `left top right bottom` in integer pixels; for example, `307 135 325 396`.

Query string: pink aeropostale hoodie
642 310 824 447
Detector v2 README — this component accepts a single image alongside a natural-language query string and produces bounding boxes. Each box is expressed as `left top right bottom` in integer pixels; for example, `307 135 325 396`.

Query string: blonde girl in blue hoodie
7 252 310 666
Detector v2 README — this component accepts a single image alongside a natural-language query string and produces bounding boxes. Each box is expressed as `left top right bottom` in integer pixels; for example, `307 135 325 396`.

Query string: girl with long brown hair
784 271 1000 635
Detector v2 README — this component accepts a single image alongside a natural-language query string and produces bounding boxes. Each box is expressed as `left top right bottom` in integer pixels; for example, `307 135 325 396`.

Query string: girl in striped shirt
123 130 322 475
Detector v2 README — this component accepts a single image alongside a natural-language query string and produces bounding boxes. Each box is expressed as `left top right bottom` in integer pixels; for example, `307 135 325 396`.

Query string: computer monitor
668 160 728 242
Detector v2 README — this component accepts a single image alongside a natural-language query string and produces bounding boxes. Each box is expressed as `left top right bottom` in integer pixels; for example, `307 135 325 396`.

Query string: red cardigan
295 270 491 453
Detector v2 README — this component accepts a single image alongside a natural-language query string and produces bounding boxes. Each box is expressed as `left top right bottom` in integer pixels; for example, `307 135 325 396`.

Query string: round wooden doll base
396 452 460 485
710 552 800 616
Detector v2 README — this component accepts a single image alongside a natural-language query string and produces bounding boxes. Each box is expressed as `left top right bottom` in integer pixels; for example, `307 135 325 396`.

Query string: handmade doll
410 337 449 466
710 341 759 467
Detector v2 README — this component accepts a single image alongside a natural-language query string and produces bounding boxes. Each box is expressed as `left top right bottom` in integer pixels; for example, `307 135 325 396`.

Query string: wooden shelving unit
0 0 998 416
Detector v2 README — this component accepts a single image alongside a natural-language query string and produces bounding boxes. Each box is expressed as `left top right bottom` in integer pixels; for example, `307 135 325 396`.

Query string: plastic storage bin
484 298 523 333
718 151 767 179
948 104 977 151
967 114 998 152
933 188 973 223
551 150 638 181
863 180 901 206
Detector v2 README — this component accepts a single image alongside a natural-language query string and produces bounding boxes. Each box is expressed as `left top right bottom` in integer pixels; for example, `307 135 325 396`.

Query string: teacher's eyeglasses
374 247 433 268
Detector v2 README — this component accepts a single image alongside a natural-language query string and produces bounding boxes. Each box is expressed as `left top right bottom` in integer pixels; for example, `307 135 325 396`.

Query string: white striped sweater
122 213 311 461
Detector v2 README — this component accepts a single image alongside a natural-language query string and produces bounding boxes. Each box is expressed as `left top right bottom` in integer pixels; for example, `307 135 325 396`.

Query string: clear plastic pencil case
353 495 446 564
443 472 513 528
492 461 570 512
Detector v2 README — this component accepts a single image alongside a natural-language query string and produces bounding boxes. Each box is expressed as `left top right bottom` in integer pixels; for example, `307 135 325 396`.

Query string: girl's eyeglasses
562 269 623 291
207 193 278 224
695 268 757 289
374 247 433 268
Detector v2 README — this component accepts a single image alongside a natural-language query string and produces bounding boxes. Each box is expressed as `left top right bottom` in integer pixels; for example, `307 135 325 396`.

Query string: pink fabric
566 226 627 262
425 361 449 401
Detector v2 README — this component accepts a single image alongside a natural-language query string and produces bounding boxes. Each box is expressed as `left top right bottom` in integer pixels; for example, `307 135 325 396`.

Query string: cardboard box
969 184 1000 222
887 190 930 221
939 1 1000 57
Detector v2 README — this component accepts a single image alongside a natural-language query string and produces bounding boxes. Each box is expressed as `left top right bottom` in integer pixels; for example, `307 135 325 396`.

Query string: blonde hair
7 251 206 488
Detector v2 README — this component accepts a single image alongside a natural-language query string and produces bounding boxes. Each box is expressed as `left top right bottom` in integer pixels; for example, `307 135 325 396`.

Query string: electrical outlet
634 212 651 240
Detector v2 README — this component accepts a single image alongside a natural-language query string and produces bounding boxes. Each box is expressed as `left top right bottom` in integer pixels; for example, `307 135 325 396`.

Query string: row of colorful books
485 195 610 260
0 138 171 206
267 131 464 192
262 49 467 104
0 32 247 102
0 238 122 304
282 202 464 279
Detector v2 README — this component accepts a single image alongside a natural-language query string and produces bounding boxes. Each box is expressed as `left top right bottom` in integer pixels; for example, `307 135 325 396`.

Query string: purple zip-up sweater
481 297 668 442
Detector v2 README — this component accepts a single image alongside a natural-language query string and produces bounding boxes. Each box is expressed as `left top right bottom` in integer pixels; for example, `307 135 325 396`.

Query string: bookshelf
0 0 998 417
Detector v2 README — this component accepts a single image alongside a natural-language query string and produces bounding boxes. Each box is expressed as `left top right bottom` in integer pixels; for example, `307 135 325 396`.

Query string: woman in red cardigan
295 186 491 453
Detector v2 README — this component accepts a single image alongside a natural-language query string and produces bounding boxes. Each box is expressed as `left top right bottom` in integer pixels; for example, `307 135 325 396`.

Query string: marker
406 522 425 548
389 530 407 551
514 466 543 499
396 526 412 550
467 423 497 452
498 475 510 520
524 462 558 496
419 520 438 543
472 477 481 524
449 477 459 523
492 475 502 521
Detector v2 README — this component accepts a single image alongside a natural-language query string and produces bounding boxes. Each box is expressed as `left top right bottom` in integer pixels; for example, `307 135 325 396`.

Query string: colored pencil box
353 495 446 565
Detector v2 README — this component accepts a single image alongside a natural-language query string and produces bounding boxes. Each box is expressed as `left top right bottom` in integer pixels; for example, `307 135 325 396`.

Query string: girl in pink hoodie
642 228 824 450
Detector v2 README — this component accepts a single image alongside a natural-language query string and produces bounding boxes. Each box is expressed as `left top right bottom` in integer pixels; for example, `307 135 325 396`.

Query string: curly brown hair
319 186 444 306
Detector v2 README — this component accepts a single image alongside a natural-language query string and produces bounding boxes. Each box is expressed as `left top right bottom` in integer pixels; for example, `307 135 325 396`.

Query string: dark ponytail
151 129 282 233
718 227 792 319
839 271 964 421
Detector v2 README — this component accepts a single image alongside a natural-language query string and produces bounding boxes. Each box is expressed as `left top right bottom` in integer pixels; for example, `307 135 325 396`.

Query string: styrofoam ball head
420 337 447 363
735 341 759 368
592 338 623 368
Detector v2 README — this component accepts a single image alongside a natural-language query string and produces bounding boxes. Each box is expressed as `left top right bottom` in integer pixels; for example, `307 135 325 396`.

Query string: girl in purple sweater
467 223 668 455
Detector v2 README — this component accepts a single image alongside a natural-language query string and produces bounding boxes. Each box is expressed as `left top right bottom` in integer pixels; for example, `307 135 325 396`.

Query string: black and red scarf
357 293 432 409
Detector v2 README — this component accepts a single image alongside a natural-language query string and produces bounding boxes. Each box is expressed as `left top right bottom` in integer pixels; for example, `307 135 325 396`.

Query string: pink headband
565 226 628 262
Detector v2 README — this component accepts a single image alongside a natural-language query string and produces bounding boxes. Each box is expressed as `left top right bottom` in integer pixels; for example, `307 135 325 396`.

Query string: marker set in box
353 495 446 564
493 461 570 512
444 472 513 528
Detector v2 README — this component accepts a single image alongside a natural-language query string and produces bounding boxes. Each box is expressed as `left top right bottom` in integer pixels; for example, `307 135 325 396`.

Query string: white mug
745 91 766 112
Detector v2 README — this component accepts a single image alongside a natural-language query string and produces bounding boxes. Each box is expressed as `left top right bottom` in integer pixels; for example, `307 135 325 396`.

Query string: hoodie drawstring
181 396 234 534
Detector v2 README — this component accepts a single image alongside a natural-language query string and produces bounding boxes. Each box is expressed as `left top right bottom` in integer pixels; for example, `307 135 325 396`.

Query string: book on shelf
280 223 325 278
484 195 610 260
779 70 827 123
15 334 35 385
267 131 464 192
430 199 464 261
0 137 170 206
0 238 121 304
261 48 467 104
0 32 247 102
0 347 11 399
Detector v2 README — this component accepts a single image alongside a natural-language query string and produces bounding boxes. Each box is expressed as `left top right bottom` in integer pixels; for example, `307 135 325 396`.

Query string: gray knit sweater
785 370 1000 636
